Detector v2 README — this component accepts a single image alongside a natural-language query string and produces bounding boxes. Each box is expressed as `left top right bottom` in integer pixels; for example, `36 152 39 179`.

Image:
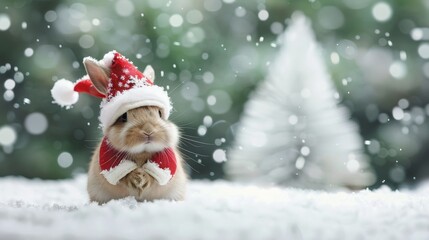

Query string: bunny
86 105 187 204
51 51 187 204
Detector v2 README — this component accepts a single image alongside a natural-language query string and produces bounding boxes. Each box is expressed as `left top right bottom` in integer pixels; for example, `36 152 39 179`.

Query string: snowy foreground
1 176 429 240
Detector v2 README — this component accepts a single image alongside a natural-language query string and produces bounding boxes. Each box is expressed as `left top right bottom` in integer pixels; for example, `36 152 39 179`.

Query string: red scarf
99 137 177 183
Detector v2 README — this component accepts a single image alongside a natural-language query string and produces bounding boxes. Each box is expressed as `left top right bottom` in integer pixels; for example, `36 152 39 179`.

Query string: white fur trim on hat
100 159 137 185
143 160 173 186
99 85 172 132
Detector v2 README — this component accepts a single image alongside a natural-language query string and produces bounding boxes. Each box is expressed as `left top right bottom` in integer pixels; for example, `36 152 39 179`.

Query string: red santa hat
50 50 172 132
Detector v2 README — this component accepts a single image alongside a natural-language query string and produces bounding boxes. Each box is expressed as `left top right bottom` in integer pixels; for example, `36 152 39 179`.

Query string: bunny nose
143 132 153 142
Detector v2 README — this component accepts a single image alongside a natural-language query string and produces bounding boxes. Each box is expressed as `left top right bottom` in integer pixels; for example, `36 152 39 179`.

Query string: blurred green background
1 0 429 188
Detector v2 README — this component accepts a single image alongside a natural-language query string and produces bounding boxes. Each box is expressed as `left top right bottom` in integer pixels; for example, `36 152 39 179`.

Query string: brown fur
87 106 187 204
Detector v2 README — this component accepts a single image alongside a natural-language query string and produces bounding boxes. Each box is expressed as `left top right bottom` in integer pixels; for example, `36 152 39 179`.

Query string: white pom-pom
51 79 79 107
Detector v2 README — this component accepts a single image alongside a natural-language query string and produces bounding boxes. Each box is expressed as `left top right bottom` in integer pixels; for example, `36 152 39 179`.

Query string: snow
1 176 429 239
101 51 115 68
371 2 393 22
0 14 11 31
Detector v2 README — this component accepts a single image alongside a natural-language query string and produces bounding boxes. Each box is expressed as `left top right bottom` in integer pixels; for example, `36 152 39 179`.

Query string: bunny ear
143 65 155 82
83 57 110 95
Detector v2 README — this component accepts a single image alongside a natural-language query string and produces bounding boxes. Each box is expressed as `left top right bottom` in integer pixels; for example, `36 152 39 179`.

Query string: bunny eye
117 113 127 123
158 110 163 118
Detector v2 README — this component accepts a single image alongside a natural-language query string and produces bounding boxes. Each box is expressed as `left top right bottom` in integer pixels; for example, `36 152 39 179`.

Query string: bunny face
105 106 179 154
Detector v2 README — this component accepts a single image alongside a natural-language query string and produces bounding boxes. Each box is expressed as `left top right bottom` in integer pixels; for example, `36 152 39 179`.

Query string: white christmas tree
226 14 375 189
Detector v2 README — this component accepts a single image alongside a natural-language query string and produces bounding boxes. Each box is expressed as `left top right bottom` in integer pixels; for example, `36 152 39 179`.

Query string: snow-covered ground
0 176 428 240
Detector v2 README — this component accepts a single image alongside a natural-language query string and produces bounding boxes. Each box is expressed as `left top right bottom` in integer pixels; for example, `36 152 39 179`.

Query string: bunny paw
123 168 154 194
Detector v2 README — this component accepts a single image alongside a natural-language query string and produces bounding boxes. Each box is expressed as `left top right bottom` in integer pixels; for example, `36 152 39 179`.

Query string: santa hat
99 137 177 186
50 50 172 132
